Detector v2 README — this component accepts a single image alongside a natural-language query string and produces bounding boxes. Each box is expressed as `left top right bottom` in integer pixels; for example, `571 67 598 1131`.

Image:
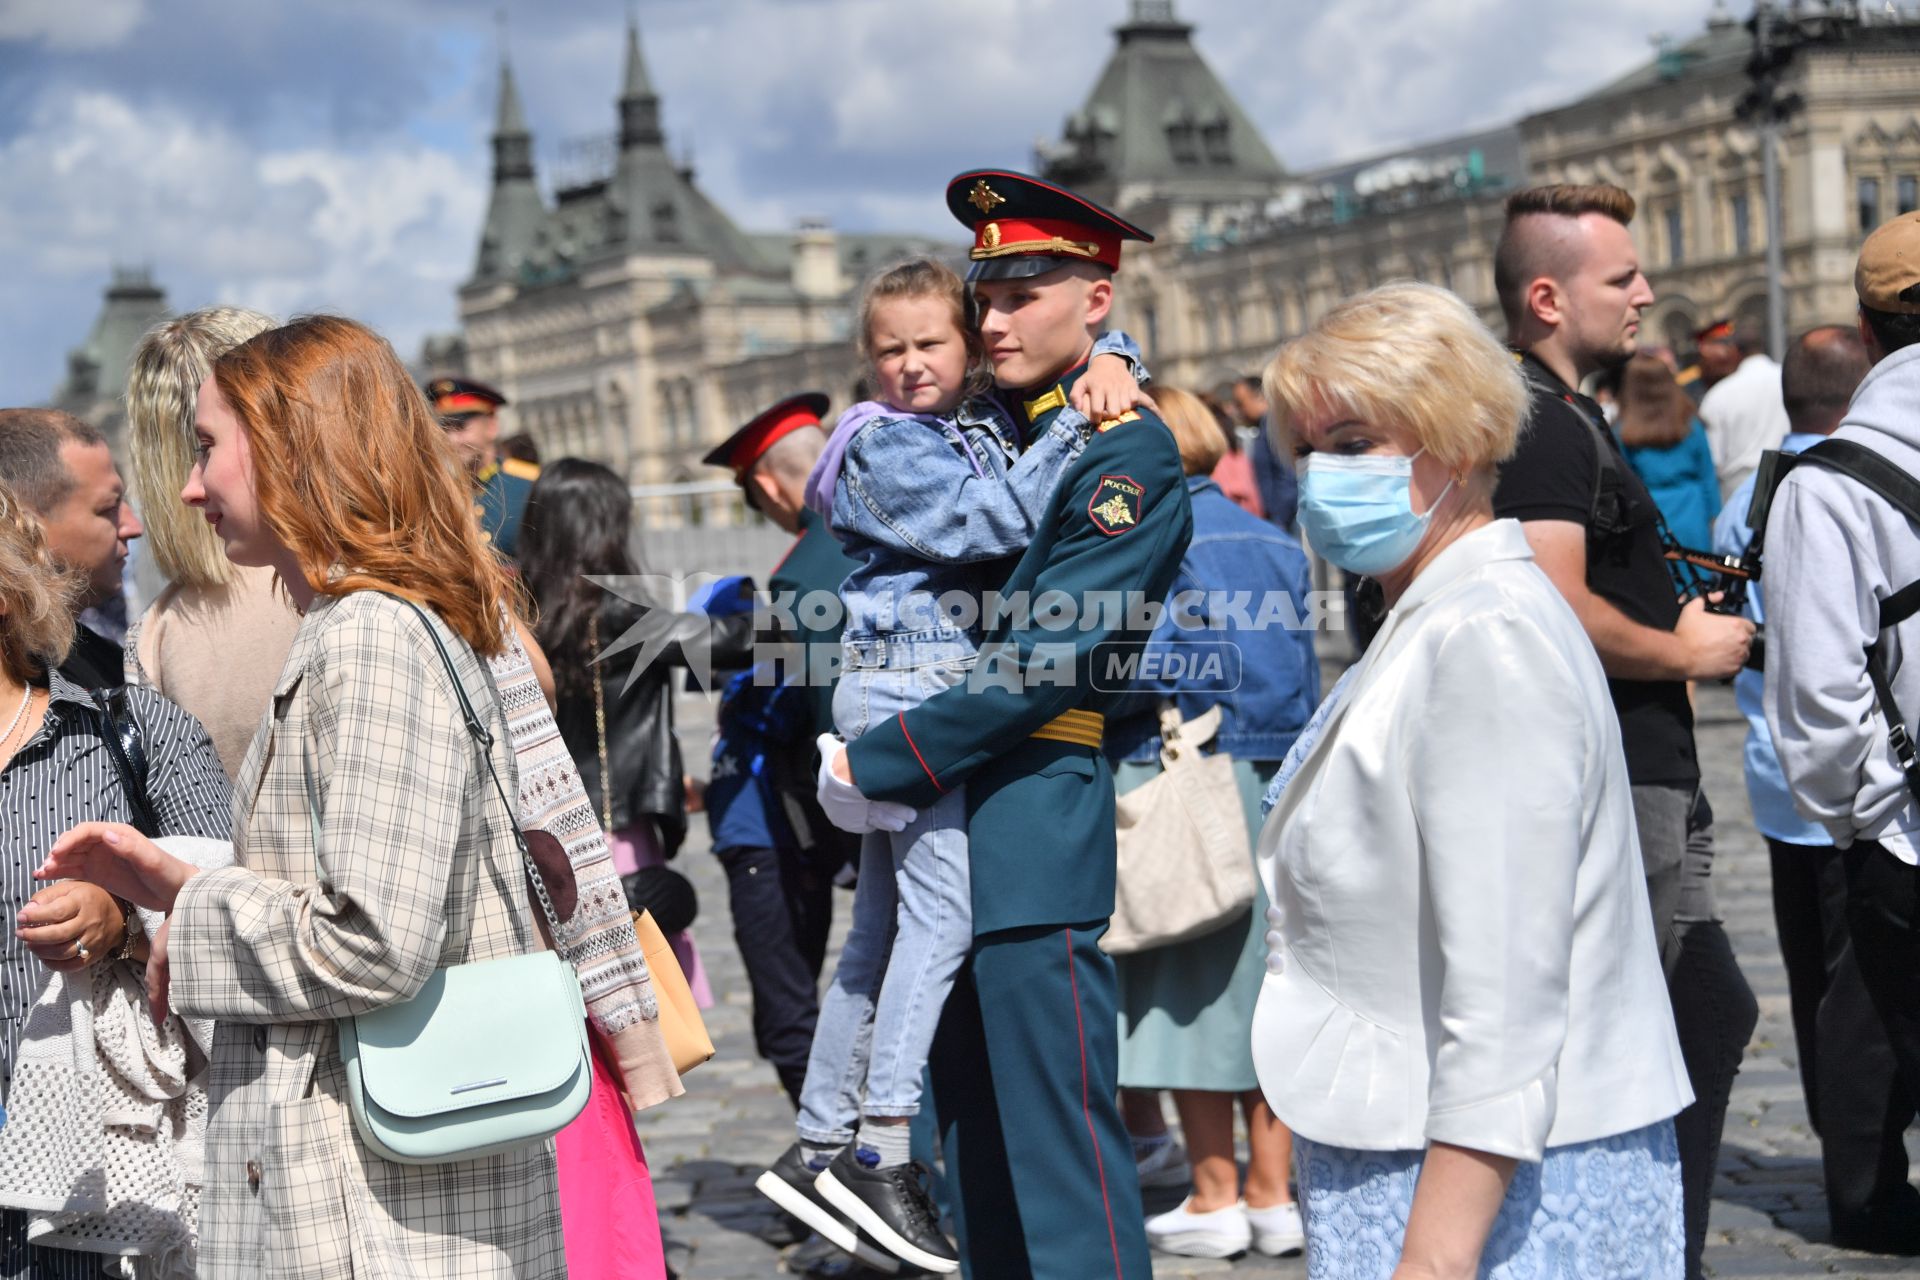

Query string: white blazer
1252 520 1692 1163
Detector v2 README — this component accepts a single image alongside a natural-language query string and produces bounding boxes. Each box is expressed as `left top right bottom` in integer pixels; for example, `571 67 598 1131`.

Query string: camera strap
1781 438 1920 805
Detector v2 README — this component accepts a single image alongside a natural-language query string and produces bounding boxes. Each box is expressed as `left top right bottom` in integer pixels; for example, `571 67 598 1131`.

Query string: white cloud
0 0 144 50
1197 0 1723 168
0 0 1740 403
0 87 485 395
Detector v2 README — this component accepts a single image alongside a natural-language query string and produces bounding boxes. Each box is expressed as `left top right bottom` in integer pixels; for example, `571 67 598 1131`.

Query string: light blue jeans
796 631 975 1143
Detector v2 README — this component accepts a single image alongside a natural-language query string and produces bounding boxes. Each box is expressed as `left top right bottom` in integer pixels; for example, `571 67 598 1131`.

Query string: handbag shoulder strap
588 615 615 832
1157 702 1223 767
298 595 567 950
89 687 159 837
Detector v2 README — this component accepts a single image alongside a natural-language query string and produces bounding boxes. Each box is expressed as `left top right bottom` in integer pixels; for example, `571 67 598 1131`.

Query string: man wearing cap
1675 318 1739 408
700 396 860 1106
426 375 539 557
1696 319 1790 500
819 170 1191 1278
1766 212 1920 1226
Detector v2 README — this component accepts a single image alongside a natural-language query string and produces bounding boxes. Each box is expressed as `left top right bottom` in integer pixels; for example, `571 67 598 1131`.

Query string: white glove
816 733 916 834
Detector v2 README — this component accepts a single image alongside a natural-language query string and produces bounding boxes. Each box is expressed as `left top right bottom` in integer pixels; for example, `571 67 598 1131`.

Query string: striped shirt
0 667 229 1279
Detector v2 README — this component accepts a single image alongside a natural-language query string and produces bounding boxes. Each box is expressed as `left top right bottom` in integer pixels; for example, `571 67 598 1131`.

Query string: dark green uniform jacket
477 456 538 558
847 367 1193 934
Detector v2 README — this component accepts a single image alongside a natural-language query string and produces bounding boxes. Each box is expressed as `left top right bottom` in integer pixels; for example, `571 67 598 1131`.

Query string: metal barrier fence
629 479 795 582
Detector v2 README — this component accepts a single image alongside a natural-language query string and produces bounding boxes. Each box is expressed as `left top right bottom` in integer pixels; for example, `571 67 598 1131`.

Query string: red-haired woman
39 316 566 1277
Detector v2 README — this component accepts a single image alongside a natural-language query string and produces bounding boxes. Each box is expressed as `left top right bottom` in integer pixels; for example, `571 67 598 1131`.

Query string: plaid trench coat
167 592 565 1279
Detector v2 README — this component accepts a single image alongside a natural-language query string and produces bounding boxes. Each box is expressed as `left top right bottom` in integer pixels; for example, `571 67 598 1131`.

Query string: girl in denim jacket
754 258 1148 1271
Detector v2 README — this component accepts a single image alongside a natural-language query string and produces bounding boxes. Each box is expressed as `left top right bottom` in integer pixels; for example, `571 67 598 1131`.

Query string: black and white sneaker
754 1144 900 1273
815 1146 959 1274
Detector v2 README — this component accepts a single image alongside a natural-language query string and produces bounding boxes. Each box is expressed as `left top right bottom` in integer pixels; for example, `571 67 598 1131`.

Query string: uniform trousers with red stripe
928 920 1152 1280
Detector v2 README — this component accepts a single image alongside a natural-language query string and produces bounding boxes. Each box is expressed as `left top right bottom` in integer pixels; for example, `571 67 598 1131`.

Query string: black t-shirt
1493 353 1699 786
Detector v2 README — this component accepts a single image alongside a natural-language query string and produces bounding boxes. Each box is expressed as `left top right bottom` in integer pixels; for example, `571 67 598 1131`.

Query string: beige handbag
1103 704 1256 955
632 910 716 1075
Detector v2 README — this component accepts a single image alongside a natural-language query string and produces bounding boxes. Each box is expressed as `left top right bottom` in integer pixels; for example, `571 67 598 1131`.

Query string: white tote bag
1104 703 1256 955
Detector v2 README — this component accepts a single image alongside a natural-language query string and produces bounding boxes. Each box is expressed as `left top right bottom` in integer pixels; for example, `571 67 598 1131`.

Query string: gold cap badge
968 179 1006 215
982 221 1001 249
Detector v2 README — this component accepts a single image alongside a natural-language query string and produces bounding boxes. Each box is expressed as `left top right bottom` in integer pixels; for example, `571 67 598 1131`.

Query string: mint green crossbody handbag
310 596 590 1165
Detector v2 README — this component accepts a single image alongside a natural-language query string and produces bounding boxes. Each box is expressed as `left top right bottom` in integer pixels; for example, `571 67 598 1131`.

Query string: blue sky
0 0 1727 407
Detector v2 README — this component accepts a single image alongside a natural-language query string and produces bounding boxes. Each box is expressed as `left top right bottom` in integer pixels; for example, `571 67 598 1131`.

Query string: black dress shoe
1833 1216 1920 1256
755 1143 904 1272
815 1146 959 1274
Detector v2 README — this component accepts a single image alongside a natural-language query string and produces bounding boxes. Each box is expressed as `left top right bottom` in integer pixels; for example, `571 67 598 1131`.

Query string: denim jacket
1107 477 1321 764
827 331 1144 660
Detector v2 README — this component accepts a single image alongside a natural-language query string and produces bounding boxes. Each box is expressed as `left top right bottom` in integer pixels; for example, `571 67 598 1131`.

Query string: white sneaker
1144 1198 1251 1259
1243 1199 1304 1256
1132 1137 1190 1189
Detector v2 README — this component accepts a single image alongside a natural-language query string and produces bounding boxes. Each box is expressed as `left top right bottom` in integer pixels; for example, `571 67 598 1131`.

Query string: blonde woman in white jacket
1254 283 1693 1280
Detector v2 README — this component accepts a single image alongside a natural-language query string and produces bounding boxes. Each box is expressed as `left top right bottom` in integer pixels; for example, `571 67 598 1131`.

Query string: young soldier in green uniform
819 170 1193 1279
426 375 539 558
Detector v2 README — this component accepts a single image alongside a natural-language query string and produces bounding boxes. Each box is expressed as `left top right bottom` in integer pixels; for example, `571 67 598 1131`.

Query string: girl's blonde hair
126 306 278 588
212 315 515 655
0 477 76 682
856 258 989 397
1264 282 1527 502
1152 386 1230 477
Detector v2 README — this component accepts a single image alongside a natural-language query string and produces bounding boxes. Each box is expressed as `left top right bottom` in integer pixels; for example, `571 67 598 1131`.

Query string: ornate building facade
1123 2 1920 391
455 2 1920 499
456 22 943 492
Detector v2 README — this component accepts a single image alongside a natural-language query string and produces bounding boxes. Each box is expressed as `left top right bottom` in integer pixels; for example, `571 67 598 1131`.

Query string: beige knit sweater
126 565 301 781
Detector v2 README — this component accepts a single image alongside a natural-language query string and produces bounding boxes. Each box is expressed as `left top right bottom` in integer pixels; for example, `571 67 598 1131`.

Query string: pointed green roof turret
474 47 549 282
496 57 528 137
492 57 533 183
1040 0 1284 214
619 18 663 150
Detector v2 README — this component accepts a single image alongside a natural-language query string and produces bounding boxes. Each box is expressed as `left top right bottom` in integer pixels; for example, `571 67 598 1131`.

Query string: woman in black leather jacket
519 459 752 885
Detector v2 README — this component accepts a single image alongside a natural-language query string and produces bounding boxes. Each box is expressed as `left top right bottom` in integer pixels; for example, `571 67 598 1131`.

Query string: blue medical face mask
1297 448 1454 577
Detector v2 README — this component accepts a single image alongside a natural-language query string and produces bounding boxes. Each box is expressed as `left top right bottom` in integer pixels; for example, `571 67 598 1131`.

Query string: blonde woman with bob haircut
123 306 300 779
1252 283 1692 1279
40 315 565 1278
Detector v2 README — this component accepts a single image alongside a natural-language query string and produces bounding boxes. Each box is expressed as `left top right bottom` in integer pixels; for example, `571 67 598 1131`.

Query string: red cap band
724 405 822 477
435 392 497 416
971 216 1122 271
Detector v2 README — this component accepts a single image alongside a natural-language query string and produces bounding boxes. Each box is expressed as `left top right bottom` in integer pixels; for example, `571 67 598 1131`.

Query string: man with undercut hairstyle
0 409 143 688
1489 183 1757 1280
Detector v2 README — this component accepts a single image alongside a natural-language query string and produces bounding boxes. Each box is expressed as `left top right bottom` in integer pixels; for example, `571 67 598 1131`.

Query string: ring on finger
75 943 91 962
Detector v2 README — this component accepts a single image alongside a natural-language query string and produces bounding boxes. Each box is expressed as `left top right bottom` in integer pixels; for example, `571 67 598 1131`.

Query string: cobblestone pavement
636 683 1919 1279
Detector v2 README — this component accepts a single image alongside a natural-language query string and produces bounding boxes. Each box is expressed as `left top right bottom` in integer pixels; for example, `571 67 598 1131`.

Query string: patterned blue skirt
1294 1120 1683 1280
